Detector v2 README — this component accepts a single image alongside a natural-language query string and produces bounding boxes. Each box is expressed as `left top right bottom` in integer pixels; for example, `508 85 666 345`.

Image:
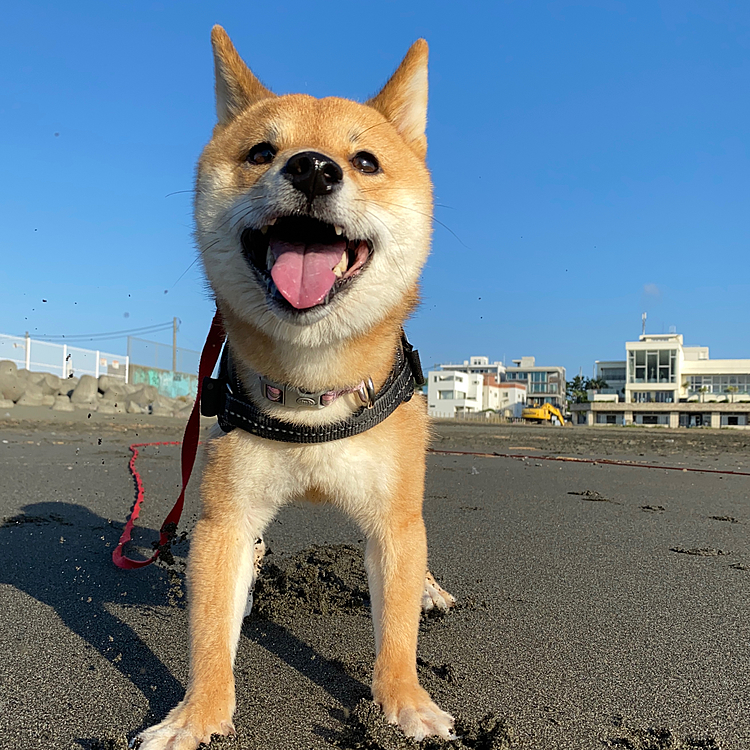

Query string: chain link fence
126 336 199 375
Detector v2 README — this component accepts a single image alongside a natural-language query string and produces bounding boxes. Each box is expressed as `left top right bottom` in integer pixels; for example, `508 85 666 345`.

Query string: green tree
566 375 589 404
586 377 609 391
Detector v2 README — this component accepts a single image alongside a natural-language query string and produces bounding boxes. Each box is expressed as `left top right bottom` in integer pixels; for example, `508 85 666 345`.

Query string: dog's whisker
351 120 393 140
354 198 468 249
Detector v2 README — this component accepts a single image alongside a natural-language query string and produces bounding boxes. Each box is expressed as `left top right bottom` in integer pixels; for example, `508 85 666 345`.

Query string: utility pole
172 317 178 372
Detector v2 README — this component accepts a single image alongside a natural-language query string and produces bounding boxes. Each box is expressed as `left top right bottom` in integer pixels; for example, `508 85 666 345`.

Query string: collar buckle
260 376 331 409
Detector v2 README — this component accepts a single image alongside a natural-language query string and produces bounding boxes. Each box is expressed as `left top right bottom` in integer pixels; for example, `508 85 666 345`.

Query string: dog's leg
421 570 455 613
365 513 455 740
137 515 259 750
138 443 277 750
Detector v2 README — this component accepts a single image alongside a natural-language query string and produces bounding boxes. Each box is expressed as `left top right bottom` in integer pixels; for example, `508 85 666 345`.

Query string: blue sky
1 1 748 378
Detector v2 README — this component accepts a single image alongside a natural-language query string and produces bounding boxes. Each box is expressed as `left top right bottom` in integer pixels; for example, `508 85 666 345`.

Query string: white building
426 356 529 418
504 356 566 409
594 360 627 399
427 369 484 418
483 375 527 418
438 356 505 380
574 332 750 428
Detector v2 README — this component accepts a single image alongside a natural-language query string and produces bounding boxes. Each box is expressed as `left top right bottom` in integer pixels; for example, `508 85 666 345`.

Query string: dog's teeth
334 225 344 236
332 251 348 278
267 217 277 226
260 225 269 235
266 246 274 271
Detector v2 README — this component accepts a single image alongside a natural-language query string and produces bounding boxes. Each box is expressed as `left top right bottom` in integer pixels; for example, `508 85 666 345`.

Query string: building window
531 372 547 382
629 349 676 384
689 374 750 395
631 391 675 403
438 390 454 400
679 413 713 427
636 413 669 425
601 368 626 381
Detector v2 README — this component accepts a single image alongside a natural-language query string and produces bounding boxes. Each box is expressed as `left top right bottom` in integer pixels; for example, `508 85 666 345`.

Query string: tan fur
137 26 453 750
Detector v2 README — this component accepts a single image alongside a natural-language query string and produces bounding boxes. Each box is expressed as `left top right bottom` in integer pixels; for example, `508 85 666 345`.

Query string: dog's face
195 28 432 347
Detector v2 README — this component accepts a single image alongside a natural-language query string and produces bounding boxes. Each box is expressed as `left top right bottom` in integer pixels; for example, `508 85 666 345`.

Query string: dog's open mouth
241 216 371 311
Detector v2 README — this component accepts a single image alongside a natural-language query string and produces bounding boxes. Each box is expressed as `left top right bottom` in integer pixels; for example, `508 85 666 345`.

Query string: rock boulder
0 374 25 402
71 375 98 404
17 387 44 406
52 396 75 412
40 373 62 396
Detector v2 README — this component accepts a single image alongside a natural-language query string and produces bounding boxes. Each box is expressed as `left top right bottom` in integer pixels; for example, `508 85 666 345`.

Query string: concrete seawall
128 363 198 399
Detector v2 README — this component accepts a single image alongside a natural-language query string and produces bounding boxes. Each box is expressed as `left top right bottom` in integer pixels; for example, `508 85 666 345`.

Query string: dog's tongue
270 238 346 309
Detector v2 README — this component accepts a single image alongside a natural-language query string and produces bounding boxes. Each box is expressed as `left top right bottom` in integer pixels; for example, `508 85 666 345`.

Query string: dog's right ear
211 26 275 125
367 40 429 160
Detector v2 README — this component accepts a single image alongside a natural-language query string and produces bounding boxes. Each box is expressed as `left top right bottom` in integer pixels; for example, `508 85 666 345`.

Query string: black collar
200 333 425 444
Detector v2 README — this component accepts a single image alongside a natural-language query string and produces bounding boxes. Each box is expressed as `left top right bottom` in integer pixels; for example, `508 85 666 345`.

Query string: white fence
0 334 129 381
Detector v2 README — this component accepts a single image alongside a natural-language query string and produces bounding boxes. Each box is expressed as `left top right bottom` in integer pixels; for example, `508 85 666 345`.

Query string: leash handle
112 309 226 569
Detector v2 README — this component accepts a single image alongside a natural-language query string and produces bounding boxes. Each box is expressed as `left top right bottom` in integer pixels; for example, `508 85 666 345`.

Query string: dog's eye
351 151 379 174
246 142 277 165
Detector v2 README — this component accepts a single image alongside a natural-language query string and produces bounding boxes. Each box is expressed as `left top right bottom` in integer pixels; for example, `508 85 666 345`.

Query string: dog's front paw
422 570 456 612
136 702 235 750
374 683 455 741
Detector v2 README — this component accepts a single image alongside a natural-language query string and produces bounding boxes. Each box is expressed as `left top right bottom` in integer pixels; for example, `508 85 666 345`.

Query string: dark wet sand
1 411 748 749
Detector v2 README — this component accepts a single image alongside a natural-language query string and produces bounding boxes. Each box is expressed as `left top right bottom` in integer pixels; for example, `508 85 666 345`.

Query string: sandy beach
1 409 748 749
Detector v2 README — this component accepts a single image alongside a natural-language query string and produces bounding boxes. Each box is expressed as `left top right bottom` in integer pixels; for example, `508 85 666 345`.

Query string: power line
34 322 174 341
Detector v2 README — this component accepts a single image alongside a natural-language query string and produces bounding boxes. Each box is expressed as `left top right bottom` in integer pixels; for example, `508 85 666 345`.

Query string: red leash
112 310 226 569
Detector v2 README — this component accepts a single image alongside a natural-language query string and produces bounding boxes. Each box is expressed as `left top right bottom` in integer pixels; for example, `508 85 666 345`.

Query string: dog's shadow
1 501 371 745
0 501 184 728
242 616 370 693
241 605 372 744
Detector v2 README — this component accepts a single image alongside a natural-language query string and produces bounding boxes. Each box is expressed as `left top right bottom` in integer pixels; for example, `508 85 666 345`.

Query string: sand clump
251 544 371 623
669 547 730 557
567 489 617 503
603 722 721 749
333 700 515 750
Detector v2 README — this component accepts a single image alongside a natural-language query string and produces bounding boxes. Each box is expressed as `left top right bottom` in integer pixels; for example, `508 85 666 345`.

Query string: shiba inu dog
137 26 455 749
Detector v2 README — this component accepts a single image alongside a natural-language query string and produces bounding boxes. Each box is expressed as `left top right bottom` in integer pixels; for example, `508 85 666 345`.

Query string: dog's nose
283 151 343 200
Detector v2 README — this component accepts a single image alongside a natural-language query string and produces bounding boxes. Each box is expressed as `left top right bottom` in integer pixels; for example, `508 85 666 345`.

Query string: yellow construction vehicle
522 402 567 425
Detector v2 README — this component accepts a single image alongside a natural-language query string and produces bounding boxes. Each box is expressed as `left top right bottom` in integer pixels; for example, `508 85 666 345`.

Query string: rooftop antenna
641 312 647 336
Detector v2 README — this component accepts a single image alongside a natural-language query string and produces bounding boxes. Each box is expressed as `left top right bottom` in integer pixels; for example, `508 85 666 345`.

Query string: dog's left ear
367 40 429 160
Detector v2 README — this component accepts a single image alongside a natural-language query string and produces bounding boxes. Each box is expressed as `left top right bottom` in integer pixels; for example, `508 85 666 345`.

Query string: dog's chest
218 427 399 513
